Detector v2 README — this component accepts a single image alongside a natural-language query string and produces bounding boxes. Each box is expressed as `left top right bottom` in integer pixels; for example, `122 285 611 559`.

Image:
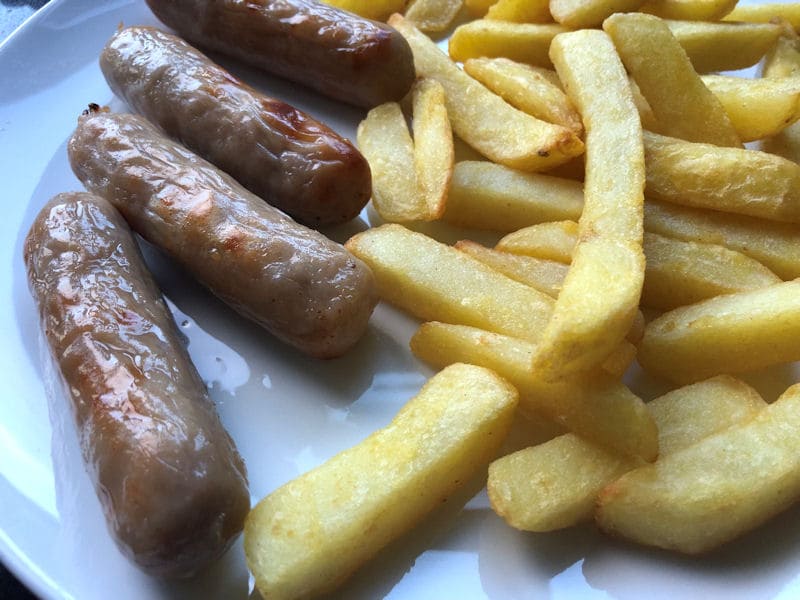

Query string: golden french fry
410 322 659 460
489 376 765 532
391 15 584 172
455 240 567 297
724 3 800 29
535 30 645 379
644 131 800 223
667 20 783 72
496 221 577 263
640 0 737 21
596 382 800 554
644 200 800 280
319 0 406 20
442 162 583 232
550 0 646 28
463 58 583 135
465 0 496 16
345 224 555 340
761 23 800 162
486 0 551 22
448 20 568 66
605 13 741 147
412 78 453 220
245 364 518 599
639 279 800 384
404 0 464 32
357 103 424 223
702 75 800 143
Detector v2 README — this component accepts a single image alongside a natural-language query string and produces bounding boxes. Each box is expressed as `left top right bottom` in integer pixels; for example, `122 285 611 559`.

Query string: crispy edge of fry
412 78 453 220
448 20 569 67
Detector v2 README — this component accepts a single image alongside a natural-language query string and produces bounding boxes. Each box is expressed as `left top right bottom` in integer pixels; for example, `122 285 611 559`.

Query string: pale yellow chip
724 3 800 29
640 0 737 21
345 224 555 340
464 0 496 16
605 13 741 148
596 382 800 554
486 0 551 22
318 0 406 20
463 58 583 135
449 20 568 66
410 321 659 460
549 0 646 28
488 376 765 532
496 221 578 263
404 0 464 32
761 23 800 162
244 363 518 599
639 279 800 384
412 78 453 220
535 29 645 379
644 131 800 224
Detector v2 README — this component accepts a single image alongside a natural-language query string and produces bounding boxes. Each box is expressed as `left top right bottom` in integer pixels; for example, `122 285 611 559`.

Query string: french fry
391 15 584 172
629 77 661 133
463 58 583 135
412 79 453 220
639 279 800 384
644 131 800 224
486 0 551 22
448 20 568 66
596 382 800 554
724 3 800 29
442 162 583 232
536 30 645 379
245 364 518 599
345 224 555 340
455 240 567 297
488 376 765 532
644 200 800 280
550 0 647 29
605 13 741 148
318 0 406 20
702 75 800 143
761 23 800 162
410 322 659 460
667 19 783 73
465 0 496 16
496 221 577 263
640 0 738 21
404 0 464 32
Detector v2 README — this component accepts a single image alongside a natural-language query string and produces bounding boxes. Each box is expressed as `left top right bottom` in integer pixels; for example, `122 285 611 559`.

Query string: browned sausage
100 26 371 227
24 192 250 578
68 107 377 359
145 0 416 108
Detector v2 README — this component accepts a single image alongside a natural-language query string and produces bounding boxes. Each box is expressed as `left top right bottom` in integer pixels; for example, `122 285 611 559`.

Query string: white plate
4 1 800 599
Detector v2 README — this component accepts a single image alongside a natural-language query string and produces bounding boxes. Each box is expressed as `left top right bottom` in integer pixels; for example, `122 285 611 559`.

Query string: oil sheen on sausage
144 0 416 108
68 108 378 359
24 192 250 578
100 26 371 227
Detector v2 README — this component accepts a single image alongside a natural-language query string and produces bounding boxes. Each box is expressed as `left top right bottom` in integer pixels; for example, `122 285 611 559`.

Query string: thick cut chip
410 322 658 460
667 20 782 73
639 279 800 384
605 13 741 147
489 376 765 532
496 221 578 263
536 30 645 379
391 15 584 172
596 383 800 554
644 131 800 223
244 363 518 599
319 0 406 20
644 200 800 280
404 0 464 32
724 3 800 29
550 0 646 28
412 78 453 220
762 24 800 162
345 224 555 340
702 75 800 143
443 162 583 232
463 58 583 135
486 0 551 22
449 20 569 66
640 0 737 20
455 240 567 298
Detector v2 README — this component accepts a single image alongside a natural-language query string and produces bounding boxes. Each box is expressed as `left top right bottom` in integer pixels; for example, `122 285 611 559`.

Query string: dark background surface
2 3 50 598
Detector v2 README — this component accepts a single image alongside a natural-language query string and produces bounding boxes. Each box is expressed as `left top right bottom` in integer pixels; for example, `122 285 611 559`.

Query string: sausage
100 26 371 227
68 107 378 359
23 192 250 578
144 0 416 108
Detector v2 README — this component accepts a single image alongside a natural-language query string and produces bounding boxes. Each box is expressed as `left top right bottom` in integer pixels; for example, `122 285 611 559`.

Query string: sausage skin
24 192 250 578
144 0 416 108
100 26 371 227
68 108 378 359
